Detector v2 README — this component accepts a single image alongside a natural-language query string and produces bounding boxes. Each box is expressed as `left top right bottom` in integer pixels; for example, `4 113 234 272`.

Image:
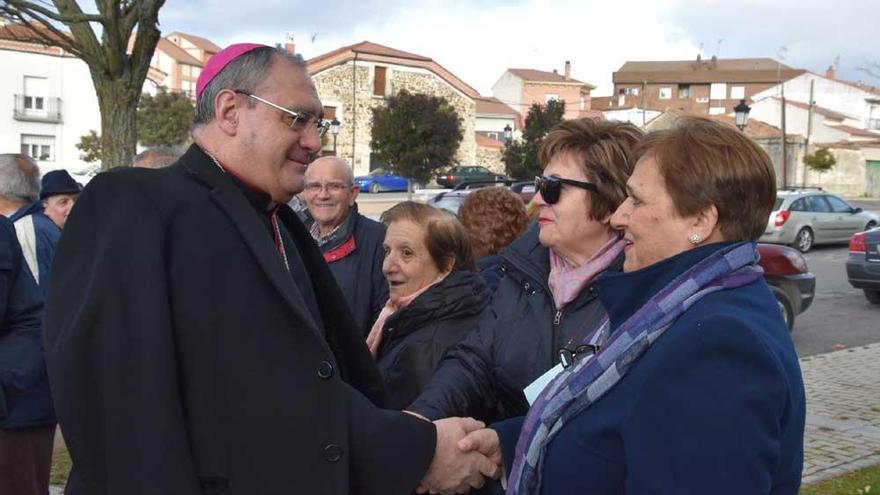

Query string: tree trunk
95 77 140 170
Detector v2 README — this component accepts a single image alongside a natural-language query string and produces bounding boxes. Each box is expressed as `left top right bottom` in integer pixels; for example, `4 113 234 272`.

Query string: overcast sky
156 0 878 96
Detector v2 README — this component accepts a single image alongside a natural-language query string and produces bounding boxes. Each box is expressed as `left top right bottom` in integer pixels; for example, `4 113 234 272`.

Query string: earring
689 233 702 245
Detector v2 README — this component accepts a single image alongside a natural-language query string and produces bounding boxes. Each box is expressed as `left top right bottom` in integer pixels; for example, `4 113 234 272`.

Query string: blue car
354 168 415 194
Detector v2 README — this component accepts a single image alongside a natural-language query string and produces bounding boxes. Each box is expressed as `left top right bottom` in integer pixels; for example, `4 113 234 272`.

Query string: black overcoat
43 145 435 495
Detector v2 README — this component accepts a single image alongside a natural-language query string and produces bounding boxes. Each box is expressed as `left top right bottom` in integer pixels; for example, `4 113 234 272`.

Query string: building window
710 83 727 100
730 86 745 100
621 87 639 96
580 96 585 110
708 107 726 115
373 66 387 97
545 93 559 103
323 106 337 120
659 87 672 100
487 132 499 140
869 118 880 130
20 134 55 161
23 76 48 114
678 84 691 99
696 96 709 103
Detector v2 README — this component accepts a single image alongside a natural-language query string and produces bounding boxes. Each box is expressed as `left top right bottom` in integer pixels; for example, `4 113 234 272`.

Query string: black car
846 226 880 304
426 180 533 215
436 166 506 188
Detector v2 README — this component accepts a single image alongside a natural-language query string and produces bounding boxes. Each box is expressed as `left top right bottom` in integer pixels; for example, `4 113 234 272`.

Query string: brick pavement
800 342 880 483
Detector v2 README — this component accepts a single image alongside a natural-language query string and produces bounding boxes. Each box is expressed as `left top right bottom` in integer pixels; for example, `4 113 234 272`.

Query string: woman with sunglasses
408 118 642 426
485 117 805 495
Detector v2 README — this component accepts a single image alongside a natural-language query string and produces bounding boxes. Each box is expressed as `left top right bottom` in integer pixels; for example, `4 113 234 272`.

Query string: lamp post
734 99 751 131
330 118 341 154
503 124 513 142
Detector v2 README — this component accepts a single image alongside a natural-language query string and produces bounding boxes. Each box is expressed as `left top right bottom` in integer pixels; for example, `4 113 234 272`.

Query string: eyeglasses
303 181 351 194
534 175 597 204
234 90 330 137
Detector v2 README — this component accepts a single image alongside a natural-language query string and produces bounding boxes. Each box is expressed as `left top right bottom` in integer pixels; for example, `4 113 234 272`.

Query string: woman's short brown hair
458 187 529 258
538 118 644 221
635 116 777 241
380 201 475 272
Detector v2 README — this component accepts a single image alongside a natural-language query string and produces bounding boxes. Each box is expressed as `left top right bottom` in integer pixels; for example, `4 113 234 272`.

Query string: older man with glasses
43 43 499 495
301 156 388 337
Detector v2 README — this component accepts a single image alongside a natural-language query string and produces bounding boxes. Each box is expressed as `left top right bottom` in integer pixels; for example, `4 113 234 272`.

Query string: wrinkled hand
418 417 501 494
457 427 501 468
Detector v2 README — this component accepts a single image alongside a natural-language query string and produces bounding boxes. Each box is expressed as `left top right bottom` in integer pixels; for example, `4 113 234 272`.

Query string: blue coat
0 215 54 429
495 242 806 495
10 201 61 299
410 224 620 421
312 210 388 337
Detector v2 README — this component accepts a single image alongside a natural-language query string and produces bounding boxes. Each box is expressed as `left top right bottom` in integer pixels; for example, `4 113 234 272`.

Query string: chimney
552 69 558 75
284 32 295 55
564 60 571 81
710 55 717 69
825 65 835 80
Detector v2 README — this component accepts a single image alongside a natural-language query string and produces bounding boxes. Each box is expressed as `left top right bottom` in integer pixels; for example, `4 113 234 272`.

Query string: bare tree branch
0 8 99 65
2 0 102 23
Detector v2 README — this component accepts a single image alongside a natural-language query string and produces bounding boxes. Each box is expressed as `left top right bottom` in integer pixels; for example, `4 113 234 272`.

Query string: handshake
414 414 503 494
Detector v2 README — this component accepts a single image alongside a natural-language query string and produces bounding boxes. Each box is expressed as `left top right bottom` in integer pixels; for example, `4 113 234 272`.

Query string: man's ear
214 89 240 136
349 185 360 205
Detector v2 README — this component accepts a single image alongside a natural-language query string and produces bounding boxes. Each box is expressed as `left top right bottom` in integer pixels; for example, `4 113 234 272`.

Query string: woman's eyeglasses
534 175 597 204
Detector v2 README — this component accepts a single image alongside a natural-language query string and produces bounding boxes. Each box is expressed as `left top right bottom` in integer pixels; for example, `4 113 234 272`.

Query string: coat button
317 361 334 379
324 444 343 462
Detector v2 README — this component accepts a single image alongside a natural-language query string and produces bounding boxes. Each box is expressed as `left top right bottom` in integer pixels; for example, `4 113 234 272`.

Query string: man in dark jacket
0 154 60 297
43 43 497 495
38 169 82 230
0 216 54 495
302 156 388 336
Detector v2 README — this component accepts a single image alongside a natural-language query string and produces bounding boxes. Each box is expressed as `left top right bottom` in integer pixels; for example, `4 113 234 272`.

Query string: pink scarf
366 274 448 357
548 235 625 310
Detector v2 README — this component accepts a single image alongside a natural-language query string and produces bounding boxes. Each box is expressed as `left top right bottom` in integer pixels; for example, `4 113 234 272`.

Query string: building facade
610 56 805 115
491 63 596 122
307 41 479 176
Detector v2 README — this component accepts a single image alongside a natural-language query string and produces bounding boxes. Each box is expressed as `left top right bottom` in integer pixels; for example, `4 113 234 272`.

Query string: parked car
435 166 506 188
845 226 880 304
757 243 816 330
760 188 879 252
426 180 533 215
354 168 417 194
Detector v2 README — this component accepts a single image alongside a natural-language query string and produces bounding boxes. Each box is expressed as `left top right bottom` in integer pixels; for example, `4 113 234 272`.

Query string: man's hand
418 417 501 494
458 428 501 467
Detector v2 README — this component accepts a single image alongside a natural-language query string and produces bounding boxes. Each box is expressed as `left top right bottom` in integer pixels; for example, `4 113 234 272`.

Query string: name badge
523 363 564 406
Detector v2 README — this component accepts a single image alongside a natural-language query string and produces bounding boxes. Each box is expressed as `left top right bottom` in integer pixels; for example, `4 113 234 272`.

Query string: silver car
760 189 879 252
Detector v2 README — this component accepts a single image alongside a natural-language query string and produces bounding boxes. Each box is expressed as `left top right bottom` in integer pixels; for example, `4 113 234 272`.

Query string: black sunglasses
534 175 598 204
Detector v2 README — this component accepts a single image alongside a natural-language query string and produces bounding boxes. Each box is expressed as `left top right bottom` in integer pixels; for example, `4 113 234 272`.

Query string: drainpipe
351 52 358 168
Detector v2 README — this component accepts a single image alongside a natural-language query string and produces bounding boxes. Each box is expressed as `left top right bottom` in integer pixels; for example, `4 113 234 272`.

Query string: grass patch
50 444 71 487
801 463 880 494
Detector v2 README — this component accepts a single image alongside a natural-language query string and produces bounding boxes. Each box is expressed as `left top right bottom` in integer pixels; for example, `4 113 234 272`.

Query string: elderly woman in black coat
366 202 487 410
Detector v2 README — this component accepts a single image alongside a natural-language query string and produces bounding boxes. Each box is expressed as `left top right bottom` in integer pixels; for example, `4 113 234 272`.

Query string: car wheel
793 227 814 253
772 288 795 331
369 182 380 194
867 221 877 230
865 290 880 305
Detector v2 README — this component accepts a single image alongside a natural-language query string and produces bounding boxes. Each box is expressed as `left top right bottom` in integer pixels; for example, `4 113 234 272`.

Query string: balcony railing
13 94 62 123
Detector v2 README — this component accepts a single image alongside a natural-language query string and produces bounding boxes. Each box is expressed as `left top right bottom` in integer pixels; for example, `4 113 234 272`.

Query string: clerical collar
203 149 277 214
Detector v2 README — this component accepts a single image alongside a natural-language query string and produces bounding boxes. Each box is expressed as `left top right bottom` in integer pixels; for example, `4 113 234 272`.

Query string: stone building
306 41 480 176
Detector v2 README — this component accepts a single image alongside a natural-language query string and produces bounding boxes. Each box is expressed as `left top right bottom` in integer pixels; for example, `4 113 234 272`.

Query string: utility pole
804 79 815 186
781 83 788 188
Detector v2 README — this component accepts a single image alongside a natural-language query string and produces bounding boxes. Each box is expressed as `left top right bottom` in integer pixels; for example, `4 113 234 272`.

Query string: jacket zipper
553 309 562 326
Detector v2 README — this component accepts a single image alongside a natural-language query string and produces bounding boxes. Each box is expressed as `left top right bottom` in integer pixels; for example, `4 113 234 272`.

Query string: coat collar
178 143 323 339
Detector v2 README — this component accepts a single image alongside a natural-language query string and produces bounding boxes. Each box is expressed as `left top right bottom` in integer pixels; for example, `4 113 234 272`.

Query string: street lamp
330 118 341 154
734 99 751 131
503 124 513 142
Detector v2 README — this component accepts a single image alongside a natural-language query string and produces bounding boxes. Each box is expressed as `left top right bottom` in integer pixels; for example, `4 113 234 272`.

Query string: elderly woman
366 201 488 410
493 117 806 494
458 187 529 294
409 118 643 422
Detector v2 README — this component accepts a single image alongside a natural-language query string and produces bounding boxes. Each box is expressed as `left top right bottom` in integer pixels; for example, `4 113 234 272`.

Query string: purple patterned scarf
507 242 764 495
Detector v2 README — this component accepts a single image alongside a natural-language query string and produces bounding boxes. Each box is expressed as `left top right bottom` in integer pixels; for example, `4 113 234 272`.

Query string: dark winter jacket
475 254 503 295
377 270 488 410
9 201 60 299
494 242 806 494
0 215 54 429
306 207 388 337
409 224 622 421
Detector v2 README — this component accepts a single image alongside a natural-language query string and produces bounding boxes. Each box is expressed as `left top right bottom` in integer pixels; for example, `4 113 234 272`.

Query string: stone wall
312 62 477 176
476 146 504 173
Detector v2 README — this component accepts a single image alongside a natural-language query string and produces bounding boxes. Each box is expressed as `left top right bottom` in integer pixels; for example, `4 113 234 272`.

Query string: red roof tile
507 68 593 87
167 31 221 54
476 97 517 116
0 22 70 45
829 125 880 138
773 98 850 121
614 57 805 84
157 38 203 67
476 134 505 149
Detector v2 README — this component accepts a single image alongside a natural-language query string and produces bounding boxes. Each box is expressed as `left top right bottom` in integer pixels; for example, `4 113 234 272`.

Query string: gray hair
132 146 182 169
306 156 355 185
193 47 306 126
0 153 40 201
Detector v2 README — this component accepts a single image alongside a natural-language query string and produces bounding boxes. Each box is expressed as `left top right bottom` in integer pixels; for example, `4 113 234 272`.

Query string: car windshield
432 197 465 214
368 168 387 177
